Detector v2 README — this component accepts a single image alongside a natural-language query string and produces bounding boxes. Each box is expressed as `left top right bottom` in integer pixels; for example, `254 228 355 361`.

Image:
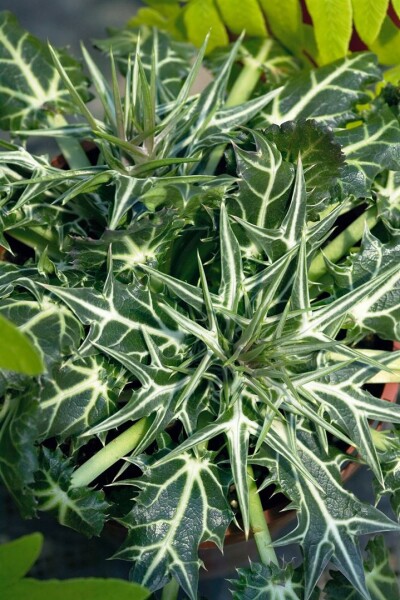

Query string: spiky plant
1 10 400 600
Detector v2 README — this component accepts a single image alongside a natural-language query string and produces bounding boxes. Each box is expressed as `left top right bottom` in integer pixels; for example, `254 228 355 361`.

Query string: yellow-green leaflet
216 0 267 36
259 0 303 52
351 0 389 45
305 0 353 64
183 0 228 52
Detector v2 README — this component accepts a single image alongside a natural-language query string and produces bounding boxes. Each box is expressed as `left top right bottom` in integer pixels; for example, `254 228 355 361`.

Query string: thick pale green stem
8 226 63 260
204 40 272 175
49 114 91 169
309 206 378 281
247 465 278 566
71 416 152 488
161 578 180 600
226 39 272 108
326 349 400 384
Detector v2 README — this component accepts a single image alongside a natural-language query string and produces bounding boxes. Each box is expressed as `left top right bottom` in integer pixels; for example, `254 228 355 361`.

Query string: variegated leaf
257 53 381 128
252 428 400 600
299 263 400 339
297 353 400 484
375 170 400 230
95 28 194 105
337 106 400 197
34 447 109 537
196 87 281 145
324 537 400 600
108 175 152 230
42 272 187 362
83 342 203 455
376 428 400 519
71 209 185 276
0 11 90 129
151 392 319 538
182 36 243 150
218 202 243 312
139 262 205 313
209 37 301 92
233 155 306 262
231 562 305 600
114 452 232 600
327 227 400 339
0 294 83 369
38 356 124 441
0 263 38 296
228 131 294 252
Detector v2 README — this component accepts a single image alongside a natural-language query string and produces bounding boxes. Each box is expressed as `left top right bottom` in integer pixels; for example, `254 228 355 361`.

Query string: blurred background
6 0 142 55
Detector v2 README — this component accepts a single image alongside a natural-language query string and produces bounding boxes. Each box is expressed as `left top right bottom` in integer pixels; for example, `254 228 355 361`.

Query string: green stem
226 39 272 108
49 114 91 169
247 465 278 566
204 39 272 175
71 416 152 488
309 205 378 281
8 226 63 260
161 578 180 600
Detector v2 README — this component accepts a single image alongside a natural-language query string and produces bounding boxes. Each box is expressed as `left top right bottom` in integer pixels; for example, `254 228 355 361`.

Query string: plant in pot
1 9 400 600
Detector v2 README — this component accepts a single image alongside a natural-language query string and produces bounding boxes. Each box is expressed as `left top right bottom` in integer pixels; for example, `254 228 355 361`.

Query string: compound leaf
305 0 352 65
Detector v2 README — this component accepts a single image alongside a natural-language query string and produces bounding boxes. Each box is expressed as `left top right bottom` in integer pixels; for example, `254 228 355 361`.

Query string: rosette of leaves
1 11 400 600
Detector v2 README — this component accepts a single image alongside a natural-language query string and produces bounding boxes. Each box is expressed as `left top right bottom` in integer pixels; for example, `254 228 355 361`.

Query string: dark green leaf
231 562 304 600
259 53 381 128
265 119 345 211
337 106 400 197
38 356 124 440
0 11 90 129
34 447 110 537
324 536 400 600
115 452 232 600
0 392 39 517
253 428 400 600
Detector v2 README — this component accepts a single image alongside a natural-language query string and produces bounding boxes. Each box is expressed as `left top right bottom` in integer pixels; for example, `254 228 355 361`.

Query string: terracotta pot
50 141 99 169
